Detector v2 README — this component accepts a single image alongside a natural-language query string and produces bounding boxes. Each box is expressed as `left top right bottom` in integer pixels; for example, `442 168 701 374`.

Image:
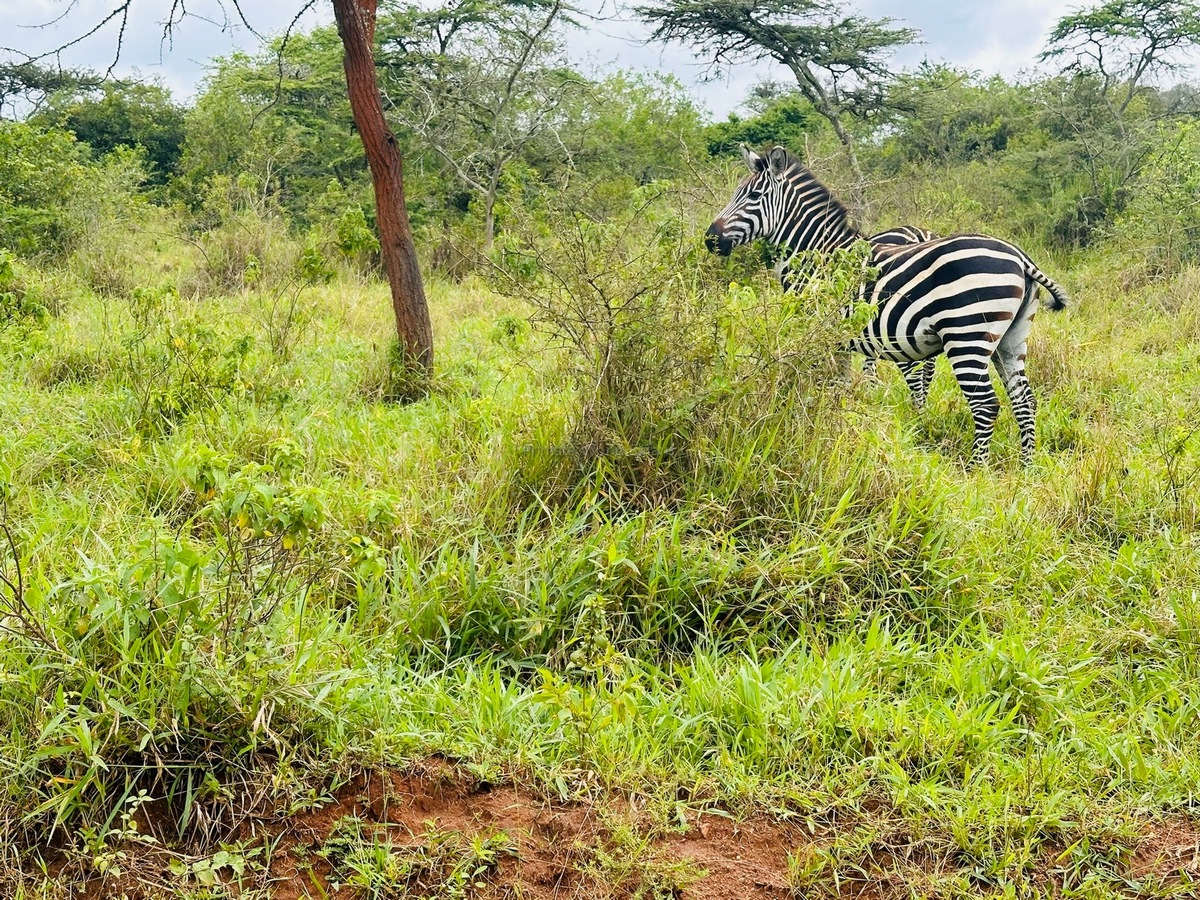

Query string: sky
0 1 1178 119
570 0 1086 115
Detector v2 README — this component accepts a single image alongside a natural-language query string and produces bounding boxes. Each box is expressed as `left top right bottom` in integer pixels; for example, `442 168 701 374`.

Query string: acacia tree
2 0 434 385
0 62 99 120
1040 0 1200 130
377 0 579 251
331 0 431 378
635 0 916 203
1037 1 1200 240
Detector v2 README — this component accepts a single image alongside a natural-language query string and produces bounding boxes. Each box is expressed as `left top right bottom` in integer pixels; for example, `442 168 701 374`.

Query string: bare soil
31 759 1200 899
262 759 805 900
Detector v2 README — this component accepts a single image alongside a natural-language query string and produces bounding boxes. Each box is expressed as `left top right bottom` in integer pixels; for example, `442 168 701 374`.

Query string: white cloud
566 0 1086 118
868 0 1076 79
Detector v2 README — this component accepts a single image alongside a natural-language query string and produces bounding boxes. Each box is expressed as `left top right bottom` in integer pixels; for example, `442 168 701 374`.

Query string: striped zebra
869 224 939 246
863 225 938 405
706 146 1068 466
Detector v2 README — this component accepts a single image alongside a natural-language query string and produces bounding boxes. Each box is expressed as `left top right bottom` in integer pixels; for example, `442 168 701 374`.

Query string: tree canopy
705 91 817 157
1041 0 1200 119
635 0 917 192
378 0 580 248
34 80 185 183
0 62 100 120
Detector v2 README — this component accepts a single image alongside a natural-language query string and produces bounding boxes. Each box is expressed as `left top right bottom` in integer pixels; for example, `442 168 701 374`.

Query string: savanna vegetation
2 0 1200 896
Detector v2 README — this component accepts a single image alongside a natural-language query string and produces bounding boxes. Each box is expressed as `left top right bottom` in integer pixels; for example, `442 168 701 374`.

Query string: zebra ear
767 146 789 176
740 143 764 172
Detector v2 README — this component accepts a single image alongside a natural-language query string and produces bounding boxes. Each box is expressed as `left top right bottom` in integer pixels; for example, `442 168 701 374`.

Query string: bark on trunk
483 193 496 252
483 166 503 252
332 0 433 382
827 115 866 215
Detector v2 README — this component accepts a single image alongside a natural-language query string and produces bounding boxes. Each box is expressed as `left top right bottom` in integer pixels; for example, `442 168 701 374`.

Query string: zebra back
868 225 938 246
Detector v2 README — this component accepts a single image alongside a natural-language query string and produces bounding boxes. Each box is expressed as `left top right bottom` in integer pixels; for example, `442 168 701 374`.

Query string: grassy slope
1 249 1199 898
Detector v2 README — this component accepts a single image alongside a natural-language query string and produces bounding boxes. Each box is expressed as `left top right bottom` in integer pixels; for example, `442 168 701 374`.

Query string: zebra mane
774 150 857 237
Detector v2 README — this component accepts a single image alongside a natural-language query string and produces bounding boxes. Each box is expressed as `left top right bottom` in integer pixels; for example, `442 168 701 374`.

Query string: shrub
178 174 305 298
119 284 257 434
1114 120 1200 276
490 179 866 508
63 146 163 297
0 122 89 257
334 205 381 274
1 123 156 286
489 181 715 501
0 249 48 325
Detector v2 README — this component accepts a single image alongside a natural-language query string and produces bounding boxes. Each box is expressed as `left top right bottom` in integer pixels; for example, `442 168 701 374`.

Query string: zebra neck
775 222 861 288
770 217 860 259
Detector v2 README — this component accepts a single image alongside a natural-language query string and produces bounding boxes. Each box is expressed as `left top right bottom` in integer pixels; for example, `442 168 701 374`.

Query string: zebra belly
864 264 1026 362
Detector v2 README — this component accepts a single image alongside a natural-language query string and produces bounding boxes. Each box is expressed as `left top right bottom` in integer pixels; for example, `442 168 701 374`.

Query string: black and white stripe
863 226 938 404
868 224 939 247
705 146 1068 466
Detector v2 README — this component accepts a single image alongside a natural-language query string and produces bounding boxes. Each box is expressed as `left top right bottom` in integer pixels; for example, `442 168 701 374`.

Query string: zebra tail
1027 263 1069 311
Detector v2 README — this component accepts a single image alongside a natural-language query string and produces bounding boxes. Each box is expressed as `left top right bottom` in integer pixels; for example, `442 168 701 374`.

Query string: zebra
869 224 939 246
705 145 1068 466
862 225 939 405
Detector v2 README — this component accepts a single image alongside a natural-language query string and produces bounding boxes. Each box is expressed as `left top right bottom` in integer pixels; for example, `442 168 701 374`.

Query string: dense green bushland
2 175 1200 895
3 7 1200 897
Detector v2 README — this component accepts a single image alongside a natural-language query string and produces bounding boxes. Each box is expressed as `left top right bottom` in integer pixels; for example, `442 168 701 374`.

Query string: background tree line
4 0 1200 291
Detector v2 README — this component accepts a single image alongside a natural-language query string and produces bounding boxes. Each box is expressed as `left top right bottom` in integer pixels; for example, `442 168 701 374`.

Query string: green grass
2 232 1200 897
319 816 519 899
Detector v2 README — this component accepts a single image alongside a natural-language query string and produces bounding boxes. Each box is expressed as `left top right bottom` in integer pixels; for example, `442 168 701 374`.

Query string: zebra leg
897 359 935 408
945 342 1002 466
916 359 936 405
994 352 1037 465
993 295 1041 465
861 357 880 382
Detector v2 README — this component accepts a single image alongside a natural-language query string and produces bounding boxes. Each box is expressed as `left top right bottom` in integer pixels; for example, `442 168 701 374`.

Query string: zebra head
706 145 857 259
705 145 791 256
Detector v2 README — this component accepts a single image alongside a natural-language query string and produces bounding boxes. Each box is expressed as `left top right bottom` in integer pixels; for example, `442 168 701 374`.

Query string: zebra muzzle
705 224 733 256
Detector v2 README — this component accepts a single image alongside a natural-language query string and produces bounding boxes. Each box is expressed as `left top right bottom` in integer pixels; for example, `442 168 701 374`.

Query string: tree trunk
332 0 433 382
484 175 499 252
826 114 866 215
484 198 495 253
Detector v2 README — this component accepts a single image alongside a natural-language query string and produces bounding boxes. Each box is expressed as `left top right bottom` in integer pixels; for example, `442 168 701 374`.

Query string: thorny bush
489 178 874 507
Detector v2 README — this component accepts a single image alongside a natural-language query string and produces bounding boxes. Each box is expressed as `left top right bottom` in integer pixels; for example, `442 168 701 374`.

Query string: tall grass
2 176 1200 898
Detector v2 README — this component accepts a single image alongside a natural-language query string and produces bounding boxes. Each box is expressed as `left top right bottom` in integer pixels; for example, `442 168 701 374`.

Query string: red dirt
262 760 806 900
1126 818 1200 886
29 760 1200 899
662 814 806 900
